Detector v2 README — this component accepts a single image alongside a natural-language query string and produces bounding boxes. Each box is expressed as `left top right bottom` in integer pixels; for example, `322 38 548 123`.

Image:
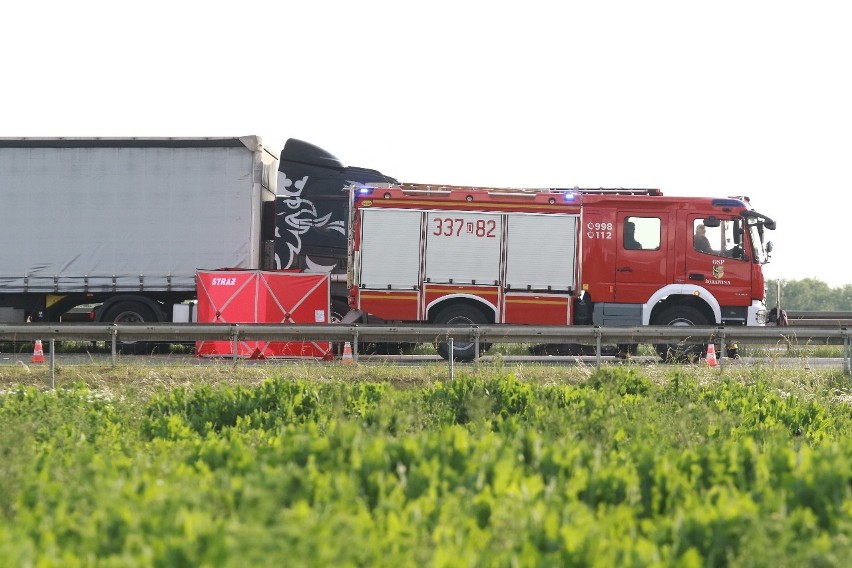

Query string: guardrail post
846 335 851 376
595 327 602 368
49 339 56 390
353 328 359 363
449 337 454 380
110 325 117 367
719 329 725 372
474 327 480 363
231 325 239 365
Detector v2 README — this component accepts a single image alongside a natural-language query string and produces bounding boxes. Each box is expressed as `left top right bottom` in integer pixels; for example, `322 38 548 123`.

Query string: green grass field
2 363 852 566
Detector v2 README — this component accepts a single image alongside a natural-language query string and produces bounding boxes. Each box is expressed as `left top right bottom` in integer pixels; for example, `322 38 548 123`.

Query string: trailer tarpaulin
195 270 331 359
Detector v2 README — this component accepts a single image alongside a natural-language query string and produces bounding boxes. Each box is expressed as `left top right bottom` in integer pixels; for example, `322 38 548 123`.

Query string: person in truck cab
693 224 713 253
624 221 642 250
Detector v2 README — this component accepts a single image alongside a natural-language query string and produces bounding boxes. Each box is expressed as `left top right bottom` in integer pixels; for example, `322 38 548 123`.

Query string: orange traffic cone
32 340 46 364
341 341 354 364
705 343 718 367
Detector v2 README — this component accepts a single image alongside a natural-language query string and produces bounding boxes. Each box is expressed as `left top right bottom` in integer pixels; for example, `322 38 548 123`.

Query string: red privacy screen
195 270 331 359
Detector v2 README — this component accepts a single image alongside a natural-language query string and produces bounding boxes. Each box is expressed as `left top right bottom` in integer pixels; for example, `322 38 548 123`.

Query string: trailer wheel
101 301 158 354
433 304 491 362
653 306 708 363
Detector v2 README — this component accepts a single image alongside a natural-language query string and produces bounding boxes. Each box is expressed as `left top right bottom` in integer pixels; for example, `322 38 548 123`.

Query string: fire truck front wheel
433 304 491 362
653 306 708 363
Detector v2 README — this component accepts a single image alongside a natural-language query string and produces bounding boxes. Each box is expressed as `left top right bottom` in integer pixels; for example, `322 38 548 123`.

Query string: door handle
617 267 633 273
689 273 705 281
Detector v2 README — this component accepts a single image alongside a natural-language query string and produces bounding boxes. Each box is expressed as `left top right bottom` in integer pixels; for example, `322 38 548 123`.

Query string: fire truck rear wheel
433 304 491 362
653 306 708 363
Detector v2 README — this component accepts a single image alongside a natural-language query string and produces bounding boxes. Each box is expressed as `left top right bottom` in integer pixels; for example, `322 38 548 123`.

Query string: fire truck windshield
745 213 775 264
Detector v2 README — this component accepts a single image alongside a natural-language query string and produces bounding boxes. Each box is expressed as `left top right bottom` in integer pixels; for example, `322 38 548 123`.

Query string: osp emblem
712 265 725 279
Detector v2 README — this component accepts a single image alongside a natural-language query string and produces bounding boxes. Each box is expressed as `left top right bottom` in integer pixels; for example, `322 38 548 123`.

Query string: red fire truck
346 183 776 361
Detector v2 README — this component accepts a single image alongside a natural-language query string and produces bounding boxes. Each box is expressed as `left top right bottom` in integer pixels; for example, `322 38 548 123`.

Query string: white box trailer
0 136 278 324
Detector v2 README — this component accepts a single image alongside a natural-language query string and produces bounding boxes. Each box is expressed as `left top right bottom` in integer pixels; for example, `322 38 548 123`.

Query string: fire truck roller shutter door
505 214 578 291
359 209 421 289
425 212 501 285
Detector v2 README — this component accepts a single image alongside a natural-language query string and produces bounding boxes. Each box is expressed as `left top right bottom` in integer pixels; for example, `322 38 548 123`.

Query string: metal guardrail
784 311 852 327
0 322 849 343
1 322 850 359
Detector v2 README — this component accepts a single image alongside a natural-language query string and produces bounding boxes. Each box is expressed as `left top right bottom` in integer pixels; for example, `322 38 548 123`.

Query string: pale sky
4 1 850 286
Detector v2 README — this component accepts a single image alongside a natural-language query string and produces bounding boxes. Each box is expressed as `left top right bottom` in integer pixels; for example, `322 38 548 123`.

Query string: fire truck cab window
694 218 745 259
624 217 660 251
